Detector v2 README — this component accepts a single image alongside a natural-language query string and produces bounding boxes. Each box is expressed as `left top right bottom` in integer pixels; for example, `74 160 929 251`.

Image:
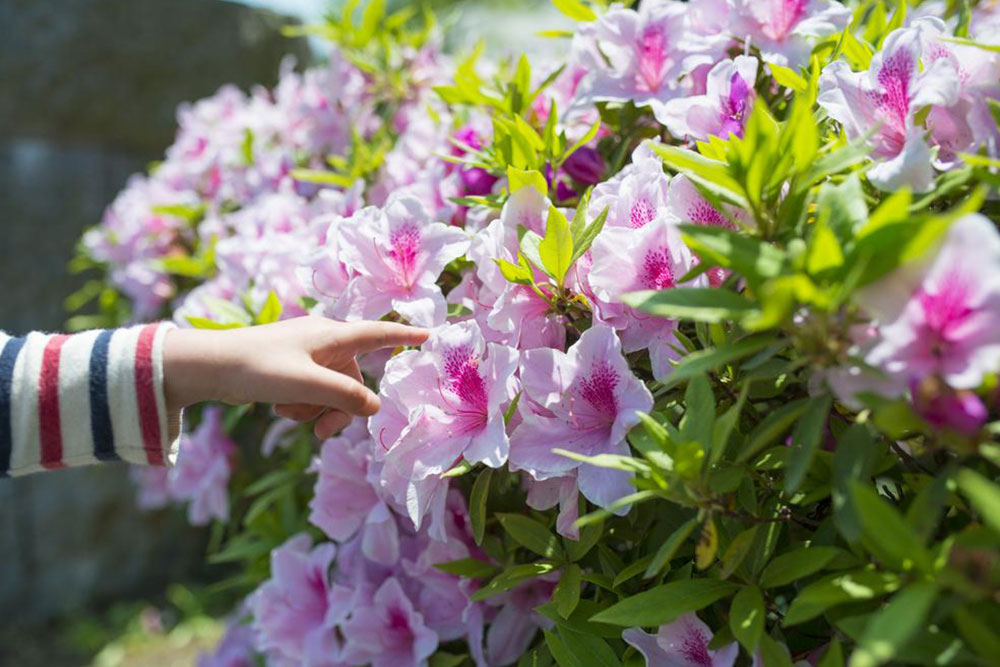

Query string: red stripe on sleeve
134 324 165 466
39 334 70 470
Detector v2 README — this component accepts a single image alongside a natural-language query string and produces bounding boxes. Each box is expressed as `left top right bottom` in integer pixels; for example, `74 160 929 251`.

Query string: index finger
335 321 430 354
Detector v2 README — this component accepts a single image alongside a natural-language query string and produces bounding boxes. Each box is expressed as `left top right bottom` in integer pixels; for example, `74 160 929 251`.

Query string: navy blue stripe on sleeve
89 329 119 462
0 336 28 476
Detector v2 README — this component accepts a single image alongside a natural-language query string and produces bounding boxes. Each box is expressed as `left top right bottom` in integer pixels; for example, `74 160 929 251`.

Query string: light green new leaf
625 288 759 324
539 206 573 285
508 166 549 196
552 0 596 22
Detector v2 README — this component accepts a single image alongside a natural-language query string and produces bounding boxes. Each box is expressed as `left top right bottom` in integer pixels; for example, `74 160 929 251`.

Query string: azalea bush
69 0 1000 665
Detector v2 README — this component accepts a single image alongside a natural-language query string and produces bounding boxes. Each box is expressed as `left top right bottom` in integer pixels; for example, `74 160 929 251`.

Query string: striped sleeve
0 323 181 477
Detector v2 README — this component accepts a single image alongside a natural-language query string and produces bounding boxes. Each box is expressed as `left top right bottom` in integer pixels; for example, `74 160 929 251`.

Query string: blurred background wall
0 0 308 638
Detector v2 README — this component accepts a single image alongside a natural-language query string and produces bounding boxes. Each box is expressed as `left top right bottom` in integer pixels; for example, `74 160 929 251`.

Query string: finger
274 403 325 422
292 366 381 417
334 321 430 355
314 409 353 440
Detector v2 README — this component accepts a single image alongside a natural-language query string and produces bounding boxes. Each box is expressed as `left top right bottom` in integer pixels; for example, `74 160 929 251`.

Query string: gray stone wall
0 0 307 627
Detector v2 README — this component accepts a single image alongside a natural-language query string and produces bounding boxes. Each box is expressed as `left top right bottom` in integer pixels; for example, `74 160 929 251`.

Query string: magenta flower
129 465 171 511
371 321 519 529
198 618 257 667
333 195 470 327
524 475 580 540
818 20 960 192
339 577 439 667
168 406 235 526
622 613 739 667
658 56 759 141
249 534 345 665
910 378 988 436
485 576 559 666
588 219 698 380
861 213 1000 391
730 0 850 67
572 0 712 114
509 325 653 509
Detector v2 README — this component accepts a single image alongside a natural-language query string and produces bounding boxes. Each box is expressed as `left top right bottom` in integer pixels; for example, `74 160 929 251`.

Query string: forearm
0 324 180 476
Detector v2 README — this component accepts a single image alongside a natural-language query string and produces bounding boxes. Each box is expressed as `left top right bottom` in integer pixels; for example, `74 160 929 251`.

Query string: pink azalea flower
523 475 581 540
168 406 235 526
817 20 960 192
333 195 469 327
509 325 653 509
622 612 739 667
129 465 172 511
485 576 559 666
658 56 759 141
589 143 672 231
730 0 850 67
249 534 346 665
588 218 698 380
860 213 1000 391
309 432 401 566
666 174 749 286
572 0 713 114
198 618 257 667
339 577 439 667
370 321 519 529
918 19 1000 165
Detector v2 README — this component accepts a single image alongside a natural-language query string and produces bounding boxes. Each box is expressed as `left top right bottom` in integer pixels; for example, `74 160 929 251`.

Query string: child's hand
163 317 428 438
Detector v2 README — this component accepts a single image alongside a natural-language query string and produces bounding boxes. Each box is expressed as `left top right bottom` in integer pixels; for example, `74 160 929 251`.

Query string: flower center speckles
629 198 656 228
387 223 421 287
766 0 808 40
578 361 620 420
637 25 668 92
641 247 675 290
876 51 913 134
443 346 489 413
689 200 733 228
680 627 713 667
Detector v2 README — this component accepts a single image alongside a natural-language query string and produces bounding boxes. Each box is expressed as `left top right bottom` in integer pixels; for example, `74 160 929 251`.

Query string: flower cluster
77 1 1000 666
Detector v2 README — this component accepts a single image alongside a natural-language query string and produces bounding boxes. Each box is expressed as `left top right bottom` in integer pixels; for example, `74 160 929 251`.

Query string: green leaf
955 469 1000 535
832 425 879 541
433 558 498 578
659 336 776 388
560 119 601 167
784 394 832 493
473 562 559 601
850 481 933 573
682 374 715 453
508 166 548 197
818 640 845 667
256 291 283 325
784 569 900 626
730 585 765 653
551 0 596 22
497 258 534 285
769 63 808 92
806 220 845 275
498 513 563 559
759 546 846 588
953 605 1000 664
678 225 786 287
185 316 246 330
720 526 758 580
650 143 746 204
758 635 794 667
539 205 574 285
554 564 582 618
470 468 493 546
566 523 602 562
430 653 468 667
569 206 607 267
737 399 808 463
625 288 758 324
591 578 738 626
849 583 937 667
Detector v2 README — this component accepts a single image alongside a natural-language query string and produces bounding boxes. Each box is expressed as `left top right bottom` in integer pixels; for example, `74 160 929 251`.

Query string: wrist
162 327 231 412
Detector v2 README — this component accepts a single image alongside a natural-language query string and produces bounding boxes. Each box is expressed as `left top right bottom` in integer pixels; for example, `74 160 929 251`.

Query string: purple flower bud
562 146 606 185
911 377 988 436
458 166 498 196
